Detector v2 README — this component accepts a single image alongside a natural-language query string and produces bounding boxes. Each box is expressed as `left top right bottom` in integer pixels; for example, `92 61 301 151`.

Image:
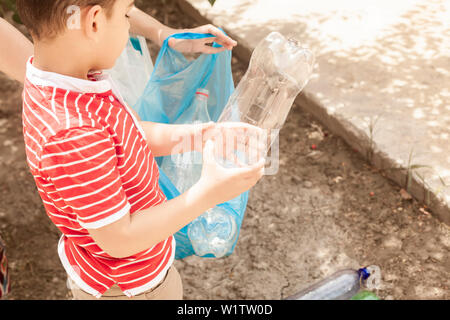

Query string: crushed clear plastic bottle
187 206 238 258
285 265 382 300
160 88 239 258
218 31 315 156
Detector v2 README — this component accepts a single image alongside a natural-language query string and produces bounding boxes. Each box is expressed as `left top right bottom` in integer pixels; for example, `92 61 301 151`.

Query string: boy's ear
84 5 104 41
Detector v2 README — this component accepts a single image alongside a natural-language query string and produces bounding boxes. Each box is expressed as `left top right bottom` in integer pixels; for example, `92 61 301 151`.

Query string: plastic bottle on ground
285 265 381 300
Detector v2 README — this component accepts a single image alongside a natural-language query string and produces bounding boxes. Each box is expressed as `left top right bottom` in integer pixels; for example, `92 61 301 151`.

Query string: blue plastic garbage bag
132 32 249 260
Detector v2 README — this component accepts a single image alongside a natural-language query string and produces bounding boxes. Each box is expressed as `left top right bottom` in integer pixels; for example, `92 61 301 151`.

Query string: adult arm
128 6 178 47
128 6 237 53
0 18 33 83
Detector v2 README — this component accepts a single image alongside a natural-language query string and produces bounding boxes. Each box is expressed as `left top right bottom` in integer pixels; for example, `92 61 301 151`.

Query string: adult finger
204 24 237 49
198 37 217 45
200 37 230 50
198 45 227 55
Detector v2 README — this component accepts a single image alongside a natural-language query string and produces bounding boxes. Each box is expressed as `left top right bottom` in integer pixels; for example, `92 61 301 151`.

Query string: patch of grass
388 148 448 207
364 114 381 164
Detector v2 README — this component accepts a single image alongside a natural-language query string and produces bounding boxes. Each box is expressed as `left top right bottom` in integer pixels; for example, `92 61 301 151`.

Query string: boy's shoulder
23 59 118 138
23 78 105 142
22 84 113 177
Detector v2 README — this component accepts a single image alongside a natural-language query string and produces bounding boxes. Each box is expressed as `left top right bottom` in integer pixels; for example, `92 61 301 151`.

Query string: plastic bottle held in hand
285 265 381 300
218 31 315 150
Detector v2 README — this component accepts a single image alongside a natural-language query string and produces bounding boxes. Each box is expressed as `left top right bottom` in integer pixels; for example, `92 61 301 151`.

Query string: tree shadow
195 0 450 220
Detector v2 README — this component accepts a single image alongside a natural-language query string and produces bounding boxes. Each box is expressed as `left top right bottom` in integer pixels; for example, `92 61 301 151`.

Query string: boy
16 0 265 300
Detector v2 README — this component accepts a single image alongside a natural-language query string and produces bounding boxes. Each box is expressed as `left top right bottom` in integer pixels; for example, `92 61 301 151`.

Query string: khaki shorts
68 265 183 300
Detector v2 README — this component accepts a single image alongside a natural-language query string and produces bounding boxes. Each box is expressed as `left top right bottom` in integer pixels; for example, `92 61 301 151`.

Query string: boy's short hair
17 0 116 40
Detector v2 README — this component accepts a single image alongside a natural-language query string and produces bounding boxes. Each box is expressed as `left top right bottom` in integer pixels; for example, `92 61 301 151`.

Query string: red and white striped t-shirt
22 58 174 298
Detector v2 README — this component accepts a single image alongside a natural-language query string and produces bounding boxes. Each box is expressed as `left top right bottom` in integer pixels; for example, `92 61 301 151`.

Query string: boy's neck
33 37 95 80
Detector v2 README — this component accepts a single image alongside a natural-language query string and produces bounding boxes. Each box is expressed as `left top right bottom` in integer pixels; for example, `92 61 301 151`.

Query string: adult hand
168 24 237 54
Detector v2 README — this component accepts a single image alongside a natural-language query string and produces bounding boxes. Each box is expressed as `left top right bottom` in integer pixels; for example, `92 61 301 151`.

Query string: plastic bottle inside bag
161 88 210 193
285 265 382 300
160 89 238 258
218 31 315 159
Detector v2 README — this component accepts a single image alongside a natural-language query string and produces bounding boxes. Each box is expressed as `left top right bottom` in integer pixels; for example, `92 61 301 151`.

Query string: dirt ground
0 0 449 300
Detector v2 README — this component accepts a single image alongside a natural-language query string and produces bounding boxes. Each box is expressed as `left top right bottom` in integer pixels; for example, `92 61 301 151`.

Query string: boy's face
92 0 134 70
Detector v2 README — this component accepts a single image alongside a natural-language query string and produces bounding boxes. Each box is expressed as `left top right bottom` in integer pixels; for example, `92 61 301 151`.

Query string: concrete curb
177 0 450 225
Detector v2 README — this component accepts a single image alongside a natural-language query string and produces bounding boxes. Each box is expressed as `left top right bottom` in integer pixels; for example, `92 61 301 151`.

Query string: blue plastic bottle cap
358 268 370 280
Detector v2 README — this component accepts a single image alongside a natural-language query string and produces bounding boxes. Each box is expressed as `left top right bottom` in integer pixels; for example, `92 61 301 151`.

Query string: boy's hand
197 139 265 207
168 24 237 54
194 122 267 166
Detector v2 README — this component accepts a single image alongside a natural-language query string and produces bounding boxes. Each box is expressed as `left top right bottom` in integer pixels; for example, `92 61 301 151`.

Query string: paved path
179 0 450 224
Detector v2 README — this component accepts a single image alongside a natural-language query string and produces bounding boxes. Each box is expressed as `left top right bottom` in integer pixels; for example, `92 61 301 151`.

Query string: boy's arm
88 139 265 259
39 126 212 257
140 120 266 159
88 176 213 258
0 18 33 83
139 121 213 158
40 126 264 260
